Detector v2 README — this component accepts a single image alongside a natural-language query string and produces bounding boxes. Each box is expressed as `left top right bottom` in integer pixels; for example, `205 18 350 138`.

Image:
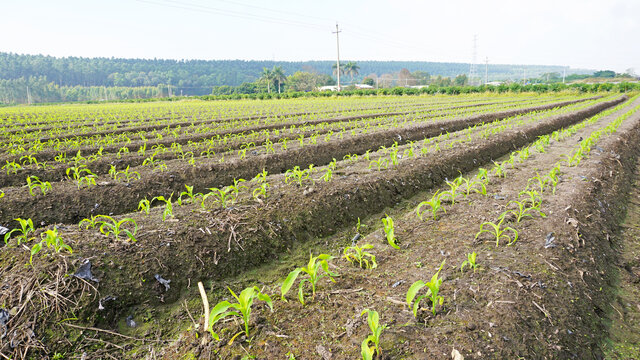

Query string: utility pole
484 57 489 85
26 85 32 105
562 68 566 84
333 23 342 91
523 67 527 85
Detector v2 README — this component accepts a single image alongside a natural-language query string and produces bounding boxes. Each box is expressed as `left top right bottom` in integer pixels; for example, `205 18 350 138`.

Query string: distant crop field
1 92 639 359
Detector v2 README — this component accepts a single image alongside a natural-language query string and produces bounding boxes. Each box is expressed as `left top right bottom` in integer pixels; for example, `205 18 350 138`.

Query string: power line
134 0 328 31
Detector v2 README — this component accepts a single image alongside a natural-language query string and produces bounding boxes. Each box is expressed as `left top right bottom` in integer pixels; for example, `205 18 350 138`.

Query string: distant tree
343 61 360 84
593 70 616 78
260 67 274 93
362 77 375 86
397 68 414 86
286 71 317 92
454 74 468 86
411 71 430 85
272 66 286 93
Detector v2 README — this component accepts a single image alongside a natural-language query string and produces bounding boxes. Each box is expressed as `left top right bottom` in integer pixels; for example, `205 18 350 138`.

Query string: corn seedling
502 200 547 222
361 309 386 360
4 218 35 245
321 167 333 182
208 286 273 342
406 260 446 316
343 244 377 269
178 185 202 205
441 179 462 205
281 253 337 305
26 176 52 196
203 186 235 209
115 165 141 183
460 252 478 273
98 216 138 242
475 218 519 246
284 165 314 187
368 158 389 171
79 214 111 230
66 165 96 189
251 169 268 184
30 229 73 265
3 161 22 175
381 215 400 249
518 189 543 208
252 182 269 201
416 190 446 221
138 198 151 214
152 195 174 221
491 161 506 178
476 168 489 183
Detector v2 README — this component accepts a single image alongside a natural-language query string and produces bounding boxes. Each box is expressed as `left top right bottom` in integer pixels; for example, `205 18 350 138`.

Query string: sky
0 0 638 73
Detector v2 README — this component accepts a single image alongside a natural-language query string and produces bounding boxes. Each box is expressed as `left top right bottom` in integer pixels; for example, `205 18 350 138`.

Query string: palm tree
344 61 360 84
260 67 274 93
332 63 345 77
271 66 286 94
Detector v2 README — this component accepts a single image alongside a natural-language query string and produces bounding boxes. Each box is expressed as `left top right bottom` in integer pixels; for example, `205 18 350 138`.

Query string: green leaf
298 279 309 305
361 338 374 360
281 268 302 301
406 280 426 306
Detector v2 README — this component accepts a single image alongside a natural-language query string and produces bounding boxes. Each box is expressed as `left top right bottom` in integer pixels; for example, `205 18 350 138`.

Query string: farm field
1 92 640 359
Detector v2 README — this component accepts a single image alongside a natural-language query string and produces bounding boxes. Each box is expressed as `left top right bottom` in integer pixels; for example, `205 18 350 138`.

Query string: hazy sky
1 0 637 73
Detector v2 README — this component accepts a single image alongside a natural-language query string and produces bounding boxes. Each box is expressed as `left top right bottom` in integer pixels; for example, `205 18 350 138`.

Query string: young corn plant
152 195 174 221
343 244 377 269
368 158 389 171
115 165 141 183
79 214 111 229
208 286 273 342
321 167 333 182
361 309 387 360
281 253 338 305
284 165 314 187
203 186 234 209
440 179 462 205
475 218 519 246
252 182 269 201
177 185 203 205
415 190 446 221
4 218 35 245
381 215 400 249
475 168 490 185
503 200 546 223
30 229 73 265
519 189 543 208
66 165 97 189
460 252 478 273
98 216 138 242
3 161 22 175
138 198 151 214
406 260 446 316
26 176 52 196
491 161 506 178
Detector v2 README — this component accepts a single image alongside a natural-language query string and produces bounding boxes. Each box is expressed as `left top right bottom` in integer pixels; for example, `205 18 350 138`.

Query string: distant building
408 85 428 89
318 85 339 91
485 81 503 86
354 84 374 89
